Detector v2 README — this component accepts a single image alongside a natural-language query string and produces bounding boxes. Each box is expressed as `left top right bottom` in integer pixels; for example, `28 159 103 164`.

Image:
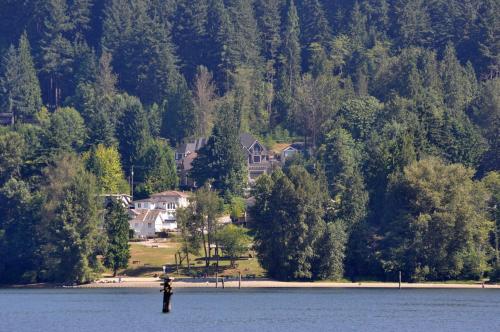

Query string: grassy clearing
113 241 265 278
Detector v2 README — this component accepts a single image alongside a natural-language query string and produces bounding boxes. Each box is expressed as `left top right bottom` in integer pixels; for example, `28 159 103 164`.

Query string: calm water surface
1 288 499 332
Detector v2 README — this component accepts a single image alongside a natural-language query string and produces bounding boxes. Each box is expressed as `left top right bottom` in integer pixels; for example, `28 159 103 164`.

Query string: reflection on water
0 288 499 332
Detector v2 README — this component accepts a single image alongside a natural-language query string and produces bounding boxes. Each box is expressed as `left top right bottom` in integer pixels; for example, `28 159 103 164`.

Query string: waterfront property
176 133 295 187
271 142 305 163
176 138 208 187
129 191 190 237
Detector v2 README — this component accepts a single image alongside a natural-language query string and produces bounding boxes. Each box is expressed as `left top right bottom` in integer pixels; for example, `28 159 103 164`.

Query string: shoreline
6 277 499 289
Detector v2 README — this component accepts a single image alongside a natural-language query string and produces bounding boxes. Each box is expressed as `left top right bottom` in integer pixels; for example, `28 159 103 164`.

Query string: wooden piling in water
161 277 173 313
399 271 402 289
238 272 241 289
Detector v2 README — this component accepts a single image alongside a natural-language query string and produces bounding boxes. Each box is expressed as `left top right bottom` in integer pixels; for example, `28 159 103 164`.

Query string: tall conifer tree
0 33 42 122
273 0 301 126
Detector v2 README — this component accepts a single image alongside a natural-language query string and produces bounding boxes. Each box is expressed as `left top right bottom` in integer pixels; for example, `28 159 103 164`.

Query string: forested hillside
0 0 498 284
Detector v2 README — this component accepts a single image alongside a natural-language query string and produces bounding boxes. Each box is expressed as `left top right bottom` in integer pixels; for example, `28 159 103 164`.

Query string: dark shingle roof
176 138 208 155
239 133 257 149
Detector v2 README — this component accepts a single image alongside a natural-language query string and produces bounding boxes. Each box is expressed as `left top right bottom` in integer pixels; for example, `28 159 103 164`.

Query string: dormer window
138 203 141 208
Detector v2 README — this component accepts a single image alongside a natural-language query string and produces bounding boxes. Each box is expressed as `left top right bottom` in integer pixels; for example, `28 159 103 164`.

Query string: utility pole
130 165 134 201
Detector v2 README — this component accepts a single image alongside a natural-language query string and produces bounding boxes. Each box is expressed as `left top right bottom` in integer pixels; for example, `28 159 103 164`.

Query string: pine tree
273 0 301 126
348 1 368 49
103 198 130 276
0 178 42 284
190 101 247 197
172 0 209 83
320 128 368 229
161 78 197 145
0 33 42 122
102 0 179 105
74 52 118 146
470 78 500 173
315 221 347 280
69 0 93 39
0 131 26 185
135 139 178 198
225 0 263 71
115 94 150 174
394 0 432 47
205 0 236 91
476 0 499 79
297 0 332 68
40 0 74 108
362 0 389 39
255 0 283 77
42 107 86 158
252 166 330 280
440 43 477 112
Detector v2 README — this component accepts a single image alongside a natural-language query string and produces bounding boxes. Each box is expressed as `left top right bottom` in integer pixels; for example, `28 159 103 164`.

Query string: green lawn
113 241 265 278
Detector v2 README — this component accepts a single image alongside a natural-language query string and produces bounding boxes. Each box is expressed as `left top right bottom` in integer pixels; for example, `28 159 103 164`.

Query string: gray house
239 133 272 181
175 138 208 187
175 133 273 187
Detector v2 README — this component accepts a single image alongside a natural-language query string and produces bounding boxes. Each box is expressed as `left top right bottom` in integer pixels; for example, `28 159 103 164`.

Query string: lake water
1 288 499 332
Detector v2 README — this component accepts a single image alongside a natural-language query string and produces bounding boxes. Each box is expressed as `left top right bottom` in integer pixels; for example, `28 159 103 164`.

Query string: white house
129 191 191 237
129 209 166 238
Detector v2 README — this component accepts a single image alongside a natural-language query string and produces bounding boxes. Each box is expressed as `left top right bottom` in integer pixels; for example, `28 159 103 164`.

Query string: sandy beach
73 277 500 289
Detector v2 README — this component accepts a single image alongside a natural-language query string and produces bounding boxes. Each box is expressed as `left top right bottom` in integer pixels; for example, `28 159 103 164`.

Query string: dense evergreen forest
0 0 498 284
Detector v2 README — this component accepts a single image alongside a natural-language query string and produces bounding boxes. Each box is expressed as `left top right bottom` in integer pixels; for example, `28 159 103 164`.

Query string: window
137 203 141 208
148 223 152 228
253 155 261 163
134 223 138 227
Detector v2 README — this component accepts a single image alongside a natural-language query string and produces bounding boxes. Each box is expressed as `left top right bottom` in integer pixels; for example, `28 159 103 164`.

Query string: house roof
133 191 190 204
181 151 198 171
290 142 305 150
270 143 292 154
145 209 163 222
177 138 208 155
151 190 190 198
239 133 257 149
129 209 163 223
129 209 149 222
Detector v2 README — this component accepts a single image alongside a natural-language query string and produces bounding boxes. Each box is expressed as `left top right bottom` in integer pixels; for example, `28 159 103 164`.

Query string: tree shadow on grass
121 266 162 277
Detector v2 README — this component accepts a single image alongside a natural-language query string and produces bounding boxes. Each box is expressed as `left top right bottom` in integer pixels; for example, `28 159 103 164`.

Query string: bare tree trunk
202 228 209 270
